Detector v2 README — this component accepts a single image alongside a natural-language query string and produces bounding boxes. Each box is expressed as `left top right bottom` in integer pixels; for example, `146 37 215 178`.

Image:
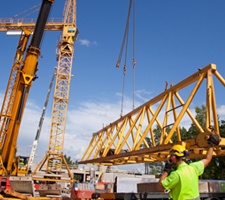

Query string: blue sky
1 0 225 172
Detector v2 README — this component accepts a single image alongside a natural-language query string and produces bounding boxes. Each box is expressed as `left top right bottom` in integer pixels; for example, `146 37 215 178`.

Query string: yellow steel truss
0 30 31 156
79 64 225 166
32 0 77 182
46 0 77 173
0 18 64 32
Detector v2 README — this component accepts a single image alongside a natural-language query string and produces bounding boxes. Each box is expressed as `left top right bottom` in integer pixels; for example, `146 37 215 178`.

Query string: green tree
64 154 73 164
180 126 188 140
187 105 206 139
63 154 78 167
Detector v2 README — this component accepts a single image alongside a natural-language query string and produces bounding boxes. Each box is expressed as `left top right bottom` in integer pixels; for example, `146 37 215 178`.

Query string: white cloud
17 100 51 158
217 105 225 119
135 89 153 102
78 39 97 47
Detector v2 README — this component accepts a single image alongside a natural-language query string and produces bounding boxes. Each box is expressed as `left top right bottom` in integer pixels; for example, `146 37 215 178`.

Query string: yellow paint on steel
79 64 225 165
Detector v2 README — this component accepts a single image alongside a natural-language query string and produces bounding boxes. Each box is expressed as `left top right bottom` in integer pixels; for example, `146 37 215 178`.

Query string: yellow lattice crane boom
0 18 64 32
0 0 54 176
32 0 78 183
79 64 225 166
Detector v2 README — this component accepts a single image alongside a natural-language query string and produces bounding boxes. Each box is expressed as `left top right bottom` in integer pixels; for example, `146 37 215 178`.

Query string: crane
0 16 64 32
27 68 56 172
0 0 54 176
0 0 77 183
31 0 78 183
0 1 77 196
79 64 225 166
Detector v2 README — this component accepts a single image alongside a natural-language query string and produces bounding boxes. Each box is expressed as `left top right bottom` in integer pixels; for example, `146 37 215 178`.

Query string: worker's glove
207 133 221 146
163 161 174 174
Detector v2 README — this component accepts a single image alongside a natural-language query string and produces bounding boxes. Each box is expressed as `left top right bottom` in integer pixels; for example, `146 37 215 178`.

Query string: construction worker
158 133 220 200
19 158 25 166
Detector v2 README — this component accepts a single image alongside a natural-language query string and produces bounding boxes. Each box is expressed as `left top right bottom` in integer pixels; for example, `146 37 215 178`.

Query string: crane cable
121 27 129 117
13 3 41 19
116 0 136 117
132 0 136 110
116 0 132 68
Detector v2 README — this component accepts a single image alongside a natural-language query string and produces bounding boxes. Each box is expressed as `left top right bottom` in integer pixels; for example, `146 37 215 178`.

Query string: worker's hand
207 133 221 146
163 161 174 174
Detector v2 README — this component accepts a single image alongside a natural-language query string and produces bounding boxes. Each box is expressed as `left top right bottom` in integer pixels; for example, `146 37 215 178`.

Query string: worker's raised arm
201 147 213 168
202 133 221 168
